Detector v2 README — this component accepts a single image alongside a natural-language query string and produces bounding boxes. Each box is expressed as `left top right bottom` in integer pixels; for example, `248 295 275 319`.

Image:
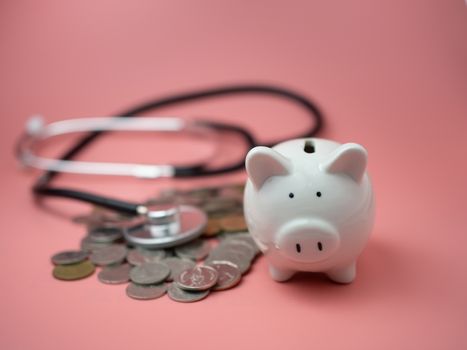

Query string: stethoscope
16 84 323 248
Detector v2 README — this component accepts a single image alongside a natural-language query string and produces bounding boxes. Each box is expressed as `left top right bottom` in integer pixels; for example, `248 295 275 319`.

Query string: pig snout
275 219 340 263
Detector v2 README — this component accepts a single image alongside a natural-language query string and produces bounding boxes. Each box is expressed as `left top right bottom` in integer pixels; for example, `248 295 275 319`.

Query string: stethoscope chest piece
123 203 207 249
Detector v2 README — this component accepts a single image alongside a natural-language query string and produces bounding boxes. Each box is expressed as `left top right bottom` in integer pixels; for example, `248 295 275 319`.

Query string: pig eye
316 191 322 197
289 193 294 198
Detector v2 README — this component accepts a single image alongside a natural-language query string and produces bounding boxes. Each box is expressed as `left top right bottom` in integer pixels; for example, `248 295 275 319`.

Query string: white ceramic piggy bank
244 138 374 283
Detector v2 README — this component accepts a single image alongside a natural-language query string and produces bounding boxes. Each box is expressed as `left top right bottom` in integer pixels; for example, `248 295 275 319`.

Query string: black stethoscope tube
33 84 324 215
34 120 258 215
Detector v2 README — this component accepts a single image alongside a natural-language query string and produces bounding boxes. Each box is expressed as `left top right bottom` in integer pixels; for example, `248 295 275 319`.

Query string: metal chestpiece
123 202 207 249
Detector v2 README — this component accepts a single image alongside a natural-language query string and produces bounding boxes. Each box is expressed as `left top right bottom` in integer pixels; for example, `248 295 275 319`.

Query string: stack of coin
205 232 259 275
126 261 170 300
51 250 95 281
52 183 261 302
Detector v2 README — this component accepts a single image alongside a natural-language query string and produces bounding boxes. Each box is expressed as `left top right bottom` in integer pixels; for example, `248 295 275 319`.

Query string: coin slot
304 140 315 153
317 242 323 251
296 243 301 253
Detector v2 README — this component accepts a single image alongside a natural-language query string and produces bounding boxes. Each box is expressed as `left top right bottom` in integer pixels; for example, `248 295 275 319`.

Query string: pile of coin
157 184 247 238
52 251 95 280
52 183 261 302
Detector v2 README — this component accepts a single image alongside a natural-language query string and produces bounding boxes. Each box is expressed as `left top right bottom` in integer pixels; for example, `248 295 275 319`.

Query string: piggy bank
244 138 374 283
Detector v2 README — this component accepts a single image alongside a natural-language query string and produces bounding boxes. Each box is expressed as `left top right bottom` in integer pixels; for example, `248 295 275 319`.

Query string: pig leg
326 262 356 284
269 264 295 282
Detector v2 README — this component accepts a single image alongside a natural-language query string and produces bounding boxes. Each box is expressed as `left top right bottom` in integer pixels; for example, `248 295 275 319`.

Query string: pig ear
322 143 368 183
246 146 292 190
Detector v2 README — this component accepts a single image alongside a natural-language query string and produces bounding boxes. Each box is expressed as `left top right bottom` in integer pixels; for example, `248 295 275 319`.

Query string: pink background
1 1 466 349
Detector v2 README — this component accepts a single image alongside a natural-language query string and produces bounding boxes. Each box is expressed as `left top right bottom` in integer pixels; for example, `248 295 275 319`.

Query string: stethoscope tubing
29 84 324 215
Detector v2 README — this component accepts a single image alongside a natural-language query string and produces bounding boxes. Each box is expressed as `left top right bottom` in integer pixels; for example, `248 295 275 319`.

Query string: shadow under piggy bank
274 235 413 306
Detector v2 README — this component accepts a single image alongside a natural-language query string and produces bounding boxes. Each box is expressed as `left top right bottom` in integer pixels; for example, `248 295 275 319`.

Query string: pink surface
1 1 466 349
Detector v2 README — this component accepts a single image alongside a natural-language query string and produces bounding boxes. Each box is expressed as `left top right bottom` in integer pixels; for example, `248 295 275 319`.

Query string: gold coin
203 219 222 237
53 260 95 281
219 215 247 233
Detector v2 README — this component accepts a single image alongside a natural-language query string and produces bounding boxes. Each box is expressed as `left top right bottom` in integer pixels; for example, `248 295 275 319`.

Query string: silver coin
167 283 209 303
129 262 170 285
89 244 128 266
80 236 112 252
126 248 166 266
88 226 123 243
206 249 251 275
138 248 167 260
51 250 88 265
174 239 211 261
218 240 256 261
206 260 242 291
223 233 260 255
98 263 132 284
126 282 167 300
207 245 250 262
175 265 218 291
161 257 196 281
